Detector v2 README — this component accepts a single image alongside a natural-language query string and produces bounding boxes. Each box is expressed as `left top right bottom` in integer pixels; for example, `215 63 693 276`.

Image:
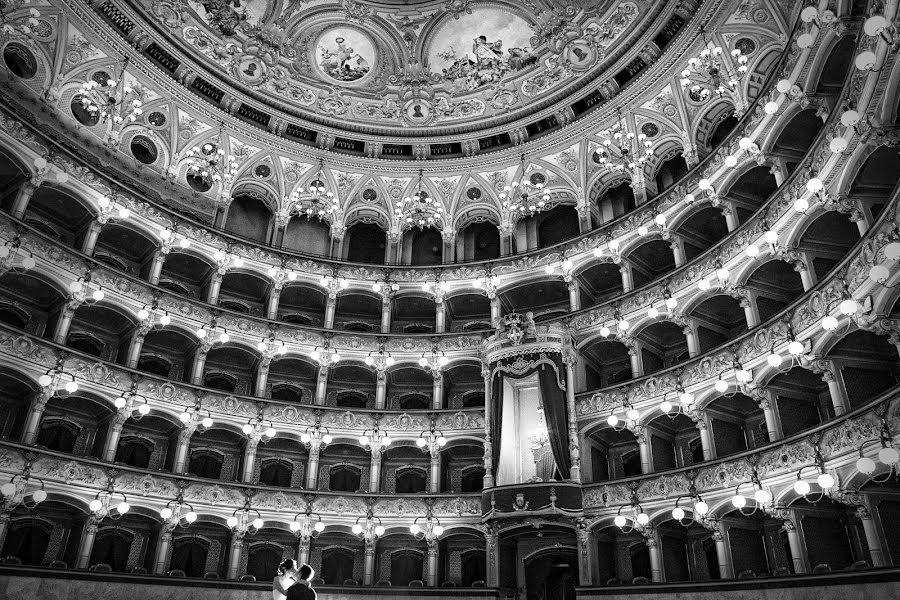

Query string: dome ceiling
132 0 659 134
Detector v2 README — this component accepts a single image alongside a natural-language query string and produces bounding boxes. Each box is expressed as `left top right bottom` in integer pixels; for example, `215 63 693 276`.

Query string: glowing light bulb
65 380 78 394
665 297 678 310
694 501 709 515
672 507 685 521
788 340 805 356
698 179 711 191
252 518 264 529
716 267 730 282
636 513 649 526
114 396 127 409
684 193 695 204
138 403 150 415
698 280 711 291
830 137 848 153
637 225 649 236
242 423 254 435
265 426 276 438
878 446 899 464
839 299 858 315
614 515 627 528
648 307 659 319
359 435 369 446
314 521 325 532
227 516 238 528
593 247 604 258
754 489 771 504
731 495 746 509
822 315 839 331
179 411 191 423
160 507 173 519
793 198 809 213
38 374 52 387
724 155 738 168
90 499 103 512
764 101 778 114
600 326 611 338
0 483 15 497
627 408 640 421
793 480 811 495
767 353 783 368
352 524 363 535
419 357 428 367
817 473 835 488
218 332 230 344
715 380 729 393
607 415 619 427
736 369 751 383
679 392 693 405
745 244 759 258
856 456 876 474
202 417 213 429
618 318 630 332
374 525 385 536
870 264 890 283
117 501 130 514
410 523 421 535
764 230 778 245
659 400 673 413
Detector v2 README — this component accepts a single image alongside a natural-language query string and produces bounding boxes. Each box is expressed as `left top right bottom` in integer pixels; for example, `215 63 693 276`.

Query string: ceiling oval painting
315 27 376 83
426 7 538 93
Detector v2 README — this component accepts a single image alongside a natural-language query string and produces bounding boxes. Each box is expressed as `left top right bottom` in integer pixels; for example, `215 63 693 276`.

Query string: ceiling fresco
135 0 654 131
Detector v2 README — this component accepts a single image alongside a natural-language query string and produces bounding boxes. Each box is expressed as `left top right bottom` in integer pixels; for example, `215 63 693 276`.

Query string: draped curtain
3 521 51 565
391 550 424 586
321 548 354 584
489 351 571 479
171 539 208 577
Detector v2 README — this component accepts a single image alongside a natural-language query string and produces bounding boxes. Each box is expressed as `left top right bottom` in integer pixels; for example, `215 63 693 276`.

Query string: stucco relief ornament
151 0 189 29
342 0 371 24
444 0 472 19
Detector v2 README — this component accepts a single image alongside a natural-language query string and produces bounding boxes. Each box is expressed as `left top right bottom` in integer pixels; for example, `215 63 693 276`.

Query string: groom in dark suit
286 563 317 600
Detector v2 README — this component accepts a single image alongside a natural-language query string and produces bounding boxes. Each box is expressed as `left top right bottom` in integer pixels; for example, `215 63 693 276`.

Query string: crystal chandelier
528 408 550 448
288 159 339 221
0 3 41 36
184 124 239 191
77 57 144 125
500 154 551 217
395 169 443 229
594 108 654 173
680 26 749 101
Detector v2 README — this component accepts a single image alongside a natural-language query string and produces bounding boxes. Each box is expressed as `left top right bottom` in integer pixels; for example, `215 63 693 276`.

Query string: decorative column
432 371 443 409
374 369 387 409
324 295 337 329
755 388 783 442
797 260 816 291
482 363 494 489
620 264 634 293
80 220 103 255
628 343 643 378
206 272 223 305
172 422 196 474
75 515 100 569
563 350 581 482
490 296 501 328
21 391 51 445
368 444 382 493
783 516 806 573
708 520 732 579
683 322 700 357
429 446 441 493
821 364 850 416
241 435 261 483
226 532 245 579
740 295 760 328
125 324 152 369
857 504 886 567
147 250 166 285
695 412 714 461
254 355 272 397
485 525 499 587
190 341 213 386
720 201 739 232
426 540 439 587
153 525 175 574
266 283 283 320
0 510 10 555
297 536 311 567
314 366 328 405
52 300 80 344
636 427 652 474
380 294 392 333
363 540 376 586
669 237 686 267
576 521 596 585
646 529 663 582
101 410 129 463
567 280 581 312
435 296 446 333
11 181 37 219
305 442 320 490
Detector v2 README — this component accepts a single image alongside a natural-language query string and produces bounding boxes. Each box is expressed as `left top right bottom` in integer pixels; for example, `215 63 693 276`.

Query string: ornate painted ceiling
133 0 660 133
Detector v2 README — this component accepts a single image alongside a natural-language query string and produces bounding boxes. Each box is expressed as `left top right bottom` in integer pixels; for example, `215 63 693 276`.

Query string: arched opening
658 520 716 581
283 217 331 256
461 549 487 586
524 548 578 600
705 392 766 456
721 510 779 577
224 195 273 243
335 390 368 409
334 292 381 331
534 205 580 248
89 528 133 571
246 543 283 581
768 367 830 437
329 464 361 492
114 436 153 468
345 222 387 264
278 284 326 326
770 109 824 175
398 393 429 410
457 221 500 261
93 223 157 269
159 252 214 298
645 413 700 470
815 36 856 95
271 384 304 404
25 187 94 247
402 227 442 265
825 330 900 408
170 537 209 577
724 165 777 224
219 271 269 313
395 467 427 493
35 420 79 453
594 182 636 225
689 295 747 353
391 549 424 586
745 259 805 323
581 338 632 390
188 449 224 479
259 459 293 487
1 519 51 564
626 239 676 287
498 280 569 319
66 332 105 357
708 114 739 150
654 154 689 194
790 497 864 571
445 294 491 331
577 262 624 305
461 467 485 492
0 149 28 211
849 146 900 223
391 294 435 333
797 212 861 280
320 547 355 584
586 427 641 481
675 206 729 262
635 321 689 374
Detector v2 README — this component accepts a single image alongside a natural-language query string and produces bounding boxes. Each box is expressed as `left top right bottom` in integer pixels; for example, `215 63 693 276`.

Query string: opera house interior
0 0 898 598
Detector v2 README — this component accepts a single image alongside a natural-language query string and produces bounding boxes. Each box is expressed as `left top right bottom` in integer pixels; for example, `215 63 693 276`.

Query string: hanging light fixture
184 123 239 191
227 496 264 534
77 57 144 126
352 506 385 540
395 169 443 229
160 487 198 528
0 458 47 510
0 234 36 273
680 26 749 101
288 158 339 221
409 505 444 541
500 154 551 217
594 108 653 173
289 503 326 538
0 4 41 36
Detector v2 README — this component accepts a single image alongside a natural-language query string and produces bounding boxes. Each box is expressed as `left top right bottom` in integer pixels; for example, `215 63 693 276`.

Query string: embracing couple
272 560 317 600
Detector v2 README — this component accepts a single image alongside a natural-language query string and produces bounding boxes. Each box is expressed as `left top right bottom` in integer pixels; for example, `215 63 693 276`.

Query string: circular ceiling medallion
254 164 271 179
362 188 378 202
641 122 660 138
91 70 111 86
466 187 482 200
147 111 166 127
735 38 757 55
315 28 375 83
